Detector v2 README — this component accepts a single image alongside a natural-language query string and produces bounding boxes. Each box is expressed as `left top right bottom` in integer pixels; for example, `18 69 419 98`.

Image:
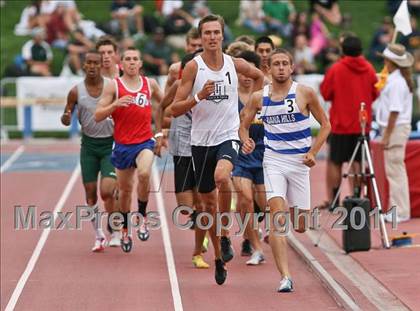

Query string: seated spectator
237 0 266 34
21 27 52 76
291 11 310 44
309 0 342 26
14 0 54 36
293 34 316 74
263 0 296 38
319 36 341 72
67 28 95 75
309 12 329 56
110 0 144 38
368 16 393 63
399 16 419 53
46 3 70 49
142 27 175 75
162 0 192 35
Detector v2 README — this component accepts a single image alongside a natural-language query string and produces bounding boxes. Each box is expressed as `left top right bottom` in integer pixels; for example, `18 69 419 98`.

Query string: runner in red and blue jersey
95 47 164 253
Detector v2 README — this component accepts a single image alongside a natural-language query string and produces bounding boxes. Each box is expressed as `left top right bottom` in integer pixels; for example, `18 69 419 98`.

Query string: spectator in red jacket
320 35 378 208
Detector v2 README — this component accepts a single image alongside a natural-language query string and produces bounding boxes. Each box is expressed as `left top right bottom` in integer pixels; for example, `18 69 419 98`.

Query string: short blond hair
226 41 253 57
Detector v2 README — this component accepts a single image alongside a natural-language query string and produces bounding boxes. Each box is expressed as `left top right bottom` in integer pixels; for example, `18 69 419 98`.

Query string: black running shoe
221 236 234 262
241 239 253 257
189 210 197 230
215 259 227 285
121 235 132 253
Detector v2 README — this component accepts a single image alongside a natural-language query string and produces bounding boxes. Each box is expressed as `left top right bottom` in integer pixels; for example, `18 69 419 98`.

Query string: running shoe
277 277 294 293
92 237 106 252
246 251 265 265
109 231 121 247
241 239 253 256
192 255 210 269
215 259 227 285
121 229 133 253
220 236 234 262
137 218 150 241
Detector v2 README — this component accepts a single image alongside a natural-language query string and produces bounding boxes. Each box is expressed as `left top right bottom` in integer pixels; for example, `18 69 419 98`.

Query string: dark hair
341 36 362 57
255 36 274 50
96 35 118 52
181 48 203 69
238 51 261 68
269 48 294 65
198 14 225 36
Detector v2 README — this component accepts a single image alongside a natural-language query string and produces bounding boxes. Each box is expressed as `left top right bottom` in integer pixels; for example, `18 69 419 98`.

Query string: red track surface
2 141 419 310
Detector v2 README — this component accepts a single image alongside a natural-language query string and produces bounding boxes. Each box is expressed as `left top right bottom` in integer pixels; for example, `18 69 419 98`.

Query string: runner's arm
234 57 264 92
239 91 262 154
171 60 199 117
61 86 77 126
95 81 131 122
306 86 331 157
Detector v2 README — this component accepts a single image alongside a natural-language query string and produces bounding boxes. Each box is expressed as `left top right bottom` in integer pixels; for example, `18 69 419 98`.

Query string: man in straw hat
376 43 414 223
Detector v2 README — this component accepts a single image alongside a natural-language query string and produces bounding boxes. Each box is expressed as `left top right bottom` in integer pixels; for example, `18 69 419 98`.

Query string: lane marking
1 145 25 173
5 164 81 311
152 163 183 311
287 234 362 311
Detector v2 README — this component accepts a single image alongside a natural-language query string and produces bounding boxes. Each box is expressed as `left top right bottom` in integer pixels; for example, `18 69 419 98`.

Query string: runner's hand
242 138 255 154
61 109 72 126
197 80 215 101
303 152 316 167
115 95 134 107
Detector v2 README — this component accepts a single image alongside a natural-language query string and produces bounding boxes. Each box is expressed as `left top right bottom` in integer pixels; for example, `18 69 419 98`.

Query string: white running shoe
277 277 294 293
246 251 265 265
109 231 121 247
92 237 106 252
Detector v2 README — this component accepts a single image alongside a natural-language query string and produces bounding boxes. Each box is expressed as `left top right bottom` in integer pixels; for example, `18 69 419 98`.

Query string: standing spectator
263 0 295 38
309 0 342 26
237 0 266 34
291 11 310 43
293 34 316 74
309 12 329 56
21 27 53 76
368 16 393 63
376 44 414 223
319 35 378 208
142 27 175 75
110 0 144 38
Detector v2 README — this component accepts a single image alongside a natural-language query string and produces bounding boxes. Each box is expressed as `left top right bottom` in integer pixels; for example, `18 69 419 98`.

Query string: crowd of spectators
4 0 420 77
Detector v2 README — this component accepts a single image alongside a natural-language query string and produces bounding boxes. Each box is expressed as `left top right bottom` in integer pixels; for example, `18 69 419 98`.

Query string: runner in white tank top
172 14 264 285
239 49 330 293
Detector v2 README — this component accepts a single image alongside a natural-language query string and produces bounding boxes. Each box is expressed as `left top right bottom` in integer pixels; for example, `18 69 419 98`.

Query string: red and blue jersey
112 76 153 144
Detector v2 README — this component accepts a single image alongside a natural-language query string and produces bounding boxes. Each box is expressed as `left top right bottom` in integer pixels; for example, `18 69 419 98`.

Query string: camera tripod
321 103 390 249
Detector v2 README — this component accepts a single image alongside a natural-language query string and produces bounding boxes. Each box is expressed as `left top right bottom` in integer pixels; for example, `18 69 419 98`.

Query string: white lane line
287 234 362 311
1 145 25 173
152 163 183 311
5 164 81 311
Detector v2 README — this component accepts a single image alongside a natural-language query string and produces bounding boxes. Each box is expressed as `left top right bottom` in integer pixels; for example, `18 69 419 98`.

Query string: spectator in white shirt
21 27 53 76
376 43 414 223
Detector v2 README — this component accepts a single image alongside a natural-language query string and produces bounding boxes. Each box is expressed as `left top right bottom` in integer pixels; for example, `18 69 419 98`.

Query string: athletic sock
122 212 129 229
137 200 148 218
107 213 113 234
90 204 104 239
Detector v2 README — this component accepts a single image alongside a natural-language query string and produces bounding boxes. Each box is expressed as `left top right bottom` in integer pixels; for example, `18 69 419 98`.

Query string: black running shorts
191 140 240 193
173 156 196 193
